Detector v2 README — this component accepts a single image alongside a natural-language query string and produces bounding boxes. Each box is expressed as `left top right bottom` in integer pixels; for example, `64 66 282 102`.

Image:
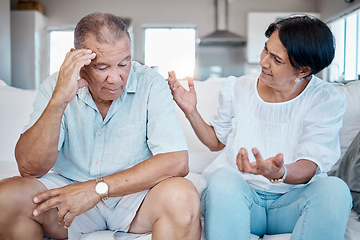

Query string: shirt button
95 159 99 164
98 132 102 136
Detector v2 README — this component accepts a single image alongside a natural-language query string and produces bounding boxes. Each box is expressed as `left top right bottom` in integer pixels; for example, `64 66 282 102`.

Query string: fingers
32 188 77 229
33 189 62 217
57 206 76 229
168 70 177 81
252 148 266 169
168 71 179 90
63 212 77 228
60 49 96 81
236 148 256 174
54 49 95 104
188 77 195 93
273 153 284 168
33 188 60 204
57 205 68 225
63 49 95 66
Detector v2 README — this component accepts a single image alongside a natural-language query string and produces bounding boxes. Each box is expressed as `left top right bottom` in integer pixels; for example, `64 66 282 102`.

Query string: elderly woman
168 15 352 239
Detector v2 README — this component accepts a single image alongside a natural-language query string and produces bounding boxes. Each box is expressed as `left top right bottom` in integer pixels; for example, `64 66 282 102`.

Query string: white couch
1 77 360 240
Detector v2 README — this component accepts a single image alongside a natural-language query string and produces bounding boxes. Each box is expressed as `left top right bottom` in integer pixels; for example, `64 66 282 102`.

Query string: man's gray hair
74 12 130 49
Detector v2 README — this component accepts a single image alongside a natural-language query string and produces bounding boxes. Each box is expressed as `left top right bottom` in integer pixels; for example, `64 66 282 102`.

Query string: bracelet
270 165 287 183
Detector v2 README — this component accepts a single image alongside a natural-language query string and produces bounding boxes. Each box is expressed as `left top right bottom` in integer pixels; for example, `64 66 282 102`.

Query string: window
50 30 74 75
144 27 196 79
327 9 360 82
329 19 345 82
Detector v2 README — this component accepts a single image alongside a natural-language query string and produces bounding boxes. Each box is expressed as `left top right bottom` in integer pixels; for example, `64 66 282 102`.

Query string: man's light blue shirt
25 61 188 208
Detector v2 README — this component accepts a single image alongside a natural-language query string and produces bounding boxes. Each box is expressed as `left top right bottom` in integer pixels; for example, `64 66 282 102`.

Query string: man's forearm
15 98 66 177
103 150 189 198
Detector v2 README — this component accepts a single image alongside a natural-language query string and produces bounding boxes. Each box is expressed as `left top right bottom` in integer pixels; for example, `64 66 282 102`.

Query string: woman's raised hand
168 71 197 117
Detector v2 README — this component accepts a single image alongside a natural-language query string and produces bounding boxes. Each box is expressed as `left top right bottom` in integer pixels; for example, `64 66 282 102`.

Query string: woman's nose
260 51 270 68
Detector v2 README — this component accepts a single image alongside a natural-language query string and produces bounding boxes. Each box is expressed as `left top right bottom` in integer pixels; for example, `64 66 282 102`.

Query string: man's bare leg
0 177 67 240
129 177 201 240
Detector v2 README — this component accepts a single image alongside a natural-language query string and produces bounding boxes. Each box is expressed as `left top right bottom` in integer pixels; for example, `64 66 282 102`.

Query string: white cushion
331 81 360 171
0 82 37 163
176 78 225 173
0 161 19 179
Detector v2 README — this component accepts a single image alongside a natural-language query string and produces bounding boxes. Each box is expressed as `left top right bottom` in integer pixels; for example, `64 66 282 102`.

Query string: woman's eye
274 57 282 64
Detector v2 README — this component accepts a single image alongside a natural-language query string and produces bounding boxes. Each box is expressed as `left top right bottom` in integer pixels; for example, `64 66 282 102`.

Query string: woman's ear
298 66 312 79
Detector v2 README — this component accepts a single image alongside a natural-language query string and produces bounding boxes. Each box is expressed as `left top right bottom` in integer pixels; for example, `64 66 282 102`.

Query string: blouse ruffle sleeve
294 87 346 173
209 76 237 145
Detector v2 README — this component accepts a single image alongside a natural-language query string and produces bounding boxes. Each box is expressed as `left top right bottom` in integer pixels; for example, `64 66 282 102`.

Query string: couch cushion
176 78 225 173
0 80 37 163
331 81 360 171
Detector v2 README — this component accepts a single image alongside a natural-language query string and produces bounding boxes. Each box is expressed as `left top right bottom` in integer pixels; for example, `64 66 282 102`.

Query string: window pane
50 31 74 75
329 19 345 82
144 28 196 79
344 14 358 81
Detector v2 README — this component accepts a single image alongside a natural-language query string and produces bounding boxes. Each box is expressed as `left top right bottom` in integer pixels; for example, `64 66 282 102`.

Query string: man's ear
79 67 89 80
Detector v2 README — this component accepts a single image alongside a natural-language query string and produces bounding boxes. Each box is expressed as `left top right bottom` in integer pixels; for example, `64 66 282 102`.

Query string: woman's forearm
186 109 225 152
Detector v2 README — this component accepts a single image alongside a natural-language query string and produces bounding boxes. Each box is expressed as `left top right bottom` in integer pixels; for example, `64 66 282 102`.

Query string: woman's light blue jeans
201 167 352 240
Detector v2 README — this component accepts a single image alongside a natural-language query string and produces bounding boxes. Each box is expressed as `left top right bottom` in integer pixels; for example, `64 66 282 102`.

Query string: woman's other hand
236 147 285 181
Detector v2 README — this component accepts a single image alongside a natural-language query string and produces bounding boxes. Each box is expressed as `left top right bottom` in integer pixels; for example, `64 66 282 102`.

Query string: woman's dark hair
265 15 335 77
74 12 130 49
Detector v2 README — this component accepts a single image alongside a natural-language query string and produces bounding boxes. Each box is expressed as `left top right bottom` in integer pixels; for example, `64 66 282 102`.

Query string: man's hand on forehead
53 48 96 105
70 48 96 59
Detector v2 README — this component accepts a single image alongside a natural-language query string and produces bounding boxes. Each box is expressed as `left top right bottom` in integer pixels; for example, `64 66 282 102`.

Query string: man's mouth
104 87 121 94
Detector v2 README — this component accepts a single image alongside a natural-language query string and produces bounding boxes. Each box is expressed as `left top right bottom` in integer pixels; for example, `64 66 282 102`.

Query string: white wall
11 11 48 89
0 0 11 85
12 0 318 62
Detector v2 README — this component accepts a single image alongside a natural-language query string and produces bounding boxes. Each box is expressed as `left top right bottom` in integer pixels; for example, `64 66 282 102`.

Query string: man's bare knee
162 178 201 223
0 177 41 213
153 177 201 239
0 177 67 240
129 177 201 240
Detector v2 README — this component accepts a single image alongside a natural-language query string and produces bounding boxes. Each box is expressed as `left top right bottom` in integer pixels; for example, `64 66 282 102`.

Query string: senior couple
0 12 352 240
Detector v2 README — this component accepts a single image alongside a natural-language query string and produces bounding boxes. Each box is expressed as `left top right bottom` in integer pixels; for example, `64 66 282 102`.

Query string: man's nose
106 68 122 84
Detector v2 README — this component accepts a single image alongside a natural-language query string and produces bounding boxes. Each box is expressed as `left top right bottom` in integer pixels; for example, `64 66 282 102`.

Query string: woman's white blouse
201 73 346 193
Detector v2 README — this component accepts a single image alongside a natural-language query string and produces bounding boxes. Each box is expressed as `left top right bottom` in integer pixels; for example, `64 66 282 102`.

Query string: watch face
95 181 109 194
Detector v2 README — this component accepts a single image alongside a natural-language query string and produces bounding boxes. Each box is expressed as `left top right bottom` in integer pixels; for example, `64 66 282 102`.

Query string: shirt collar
125 62 137 94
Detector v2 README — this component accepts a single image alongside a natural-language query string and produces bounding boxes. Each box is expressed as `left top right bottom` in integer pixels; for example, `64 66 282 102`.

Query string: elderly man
0 12 201 240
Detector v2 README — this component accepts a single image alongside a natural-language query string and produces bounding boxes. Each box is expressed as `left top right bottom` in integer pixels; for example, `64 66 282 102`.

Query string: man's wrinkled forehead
84 34 131 61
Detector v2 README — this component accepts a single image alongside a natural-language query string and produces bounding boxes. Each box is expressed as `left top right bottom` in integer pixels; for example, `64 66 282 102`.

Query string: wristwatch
95 177 109 201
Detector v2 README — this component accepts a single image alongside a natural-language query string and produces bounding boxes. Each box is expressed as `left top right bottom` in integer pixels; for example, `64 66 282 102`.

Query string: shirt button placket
90 127 105 176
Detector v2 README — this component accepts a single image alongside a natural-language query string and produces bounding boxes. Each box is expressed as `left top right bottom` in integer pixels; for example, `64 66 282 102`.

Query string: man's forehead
93 47 130 58
85 37 131 62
